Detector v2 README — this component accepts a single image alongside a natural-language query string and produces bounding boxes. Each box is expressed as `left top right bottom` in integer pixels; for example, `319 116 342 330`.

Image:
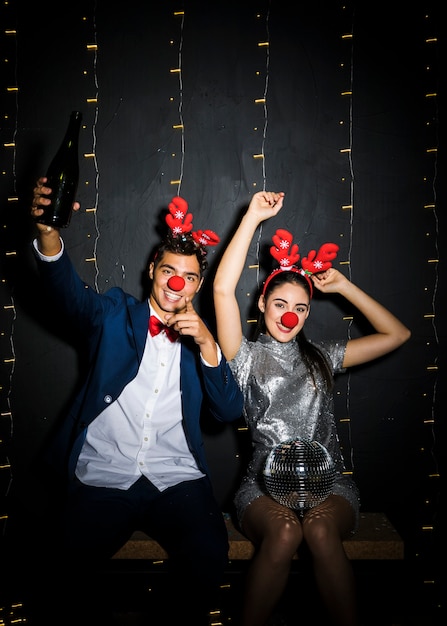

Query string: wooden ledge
112 511 404 561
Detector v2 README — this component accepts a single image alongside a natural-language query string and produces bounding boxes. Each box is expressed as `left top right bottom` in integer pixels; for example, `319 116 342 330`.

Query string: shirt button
154 388 159 394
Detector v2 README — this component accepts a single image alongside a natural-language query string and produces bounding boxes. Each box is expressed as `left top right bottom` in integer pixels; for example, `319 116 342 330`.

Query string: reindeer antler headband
156 196 220 292
263 229 339 298
165 196 220 248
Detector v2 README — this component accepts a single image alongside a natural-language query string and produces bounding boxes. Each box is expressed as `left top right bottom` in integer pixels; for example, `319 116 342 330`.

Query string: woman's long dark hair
253 270 334 390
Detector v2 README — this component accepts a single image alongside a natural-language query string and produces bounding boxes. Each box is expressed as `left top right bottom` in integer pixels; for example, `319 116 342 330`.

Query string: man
28 181 243 625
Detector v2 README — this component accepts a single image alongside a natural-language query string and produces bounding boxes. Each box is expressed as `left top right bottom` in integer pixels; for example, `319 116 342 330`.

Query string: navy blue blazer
36 247 243 482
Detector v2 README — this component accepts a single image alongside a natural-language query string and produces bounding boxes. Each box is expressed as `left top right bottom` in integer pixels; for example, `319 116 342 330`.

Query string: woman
213 191 410 626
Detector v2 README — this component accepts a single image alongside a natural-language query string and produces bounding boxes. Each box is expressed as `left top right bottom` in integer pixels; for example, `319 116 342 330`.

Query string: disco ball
263 438 336 510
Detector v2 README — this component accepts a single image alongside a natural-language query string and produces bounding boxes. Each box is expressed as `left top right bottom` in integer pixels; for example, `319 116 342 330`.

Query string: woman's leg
239 496 303 626
303 495 358 626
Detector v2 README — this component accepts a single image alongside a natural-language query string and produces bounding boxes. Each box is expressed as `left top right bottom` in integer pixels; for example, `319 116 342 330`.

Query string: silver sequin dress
229 334 360 531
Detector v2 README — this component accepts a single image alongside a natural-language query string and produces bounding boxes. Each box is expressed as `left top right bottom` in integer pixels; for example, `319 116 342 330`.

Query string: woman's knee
261 518 302 563
303 517 330 545
243 497 303 561
302 515 343 559
302 496 355 554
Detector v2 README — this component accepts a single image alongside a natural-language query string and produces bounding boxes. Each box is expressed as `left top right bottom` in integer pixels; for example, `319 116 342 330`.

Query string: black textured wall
1 0 444 603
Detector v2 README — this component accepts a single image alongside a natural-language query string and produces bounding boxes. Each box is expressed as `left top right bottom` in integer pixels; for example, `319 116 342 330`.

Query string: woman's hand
247 191 285 223
311 268 349 294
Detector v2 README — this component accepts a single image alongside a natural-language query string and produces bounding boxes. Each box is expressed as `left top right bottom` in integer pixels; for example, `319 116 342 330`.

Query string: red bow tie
149 315 179 342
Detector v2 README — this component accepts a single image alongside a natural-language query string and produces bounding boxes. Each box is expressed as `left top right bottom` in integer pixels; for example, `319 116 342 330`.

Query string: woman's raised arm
213 191 284 360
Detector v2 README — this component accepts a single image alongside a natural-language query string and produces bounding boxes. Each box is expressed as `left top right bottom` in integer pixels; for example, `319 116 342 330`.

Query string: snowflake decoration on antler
263 229 339 297
165 196 220 247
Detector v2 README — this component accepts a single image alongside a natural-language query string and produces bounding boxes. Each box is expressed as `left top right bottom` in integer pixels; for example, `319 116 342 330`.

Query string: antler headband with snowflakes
165 196 220 248
262 228 339 298
153 196 221 292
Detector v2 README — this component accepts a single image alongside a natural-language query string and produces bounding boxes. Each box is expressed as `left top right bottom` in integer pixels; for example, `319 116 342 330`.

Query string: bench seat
112 511 404 561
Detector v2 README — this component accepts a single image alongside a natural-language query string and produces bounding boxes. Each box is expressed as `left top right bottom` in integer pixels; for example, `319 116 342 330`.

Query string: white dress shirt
75 310 206 490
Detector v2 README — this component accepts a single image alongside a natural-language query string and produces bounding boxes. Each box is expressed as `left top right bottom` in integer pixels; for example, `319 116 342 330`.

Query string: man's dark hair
152 232 208 275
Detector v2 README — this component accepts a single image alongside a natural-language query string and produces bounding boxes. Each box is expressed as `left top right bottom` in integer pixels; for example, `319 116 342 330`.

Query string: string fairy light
233 6 271 441
81 7 101 293
417 8 441 614
0 1 29 622
0 4 99 621
251 6 270 298
336 4 356 475
169 9 185 196
0 0 19 543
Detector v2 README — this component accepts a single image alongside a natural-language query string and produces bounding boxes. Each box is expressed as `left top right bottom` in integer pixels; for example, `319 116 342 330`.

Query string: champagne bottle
36 110 82 228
